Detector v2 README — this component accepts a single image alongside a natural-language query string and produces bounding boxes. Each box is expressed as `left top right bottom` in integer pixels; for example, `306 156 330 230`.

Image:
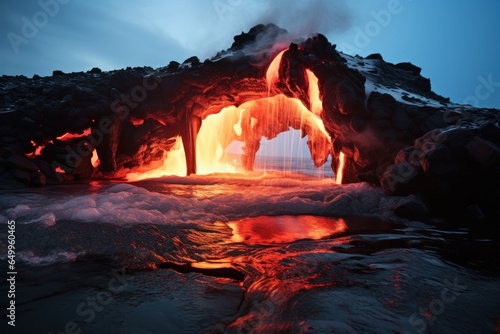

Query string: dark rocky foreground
0 24 498 222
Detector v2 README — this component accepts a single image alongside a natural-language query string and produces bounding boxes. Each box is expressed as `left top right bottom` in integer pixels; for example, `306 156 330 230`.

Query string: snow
342 53 446 108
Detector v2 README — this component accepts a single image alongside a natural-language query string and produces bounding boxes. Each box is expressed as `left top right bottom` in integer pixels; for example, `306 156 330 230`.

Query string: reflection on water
227 215 347 244
1 176 500 334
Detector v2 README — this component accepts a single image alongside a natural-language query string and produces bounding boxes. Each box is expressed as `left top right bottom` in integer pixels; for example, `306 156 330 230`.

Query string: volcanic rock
0 24 498 222
393 195 431 220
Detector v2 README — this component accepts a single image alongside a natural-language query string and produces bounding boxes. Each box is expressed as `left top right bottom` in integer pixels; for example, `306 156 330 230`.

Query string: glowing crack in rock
56 128 91 140
130 117 145 126
27 141 45 158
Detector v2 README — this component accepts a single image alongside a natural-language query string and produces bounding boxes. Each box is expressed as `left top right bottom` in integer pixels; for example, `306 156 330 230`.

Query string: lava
130 117 145 126
335 152 346 185
266 50 286 90
228 215 347 245
126 48 334 180
55 166 65 173
26 141 45 157
91 149 99 168
196 106 244 175
56 128 91 140
126 136 187 181
306 69 322 117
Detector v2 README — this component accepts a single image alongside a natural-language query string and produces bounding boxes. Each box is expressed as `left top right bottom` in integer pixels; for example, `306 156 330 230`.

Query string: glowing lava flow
306 69 322 117
196 107 244 175
335 152 346 185
126 136 187 181
266 50 286 89
56 128 91 140
127 48 335 180
91 149 99 168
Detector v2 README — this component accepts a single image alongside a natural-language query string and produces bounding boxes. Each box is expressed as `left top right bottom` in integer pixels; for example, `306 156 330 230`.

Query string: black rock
182 56 200 66
395 62 422 75
167 61 180 72
231 23 288 50
30 171 46 187
4 155 39 171
478 122 500 147
366 53 383 60
394 195 431 220
465 137 500 169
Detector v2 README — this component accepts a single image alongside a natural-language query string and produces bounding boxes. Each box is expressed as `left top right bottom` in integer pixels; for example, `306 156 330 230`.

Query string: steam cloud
155 0 353 59
251 0 352 39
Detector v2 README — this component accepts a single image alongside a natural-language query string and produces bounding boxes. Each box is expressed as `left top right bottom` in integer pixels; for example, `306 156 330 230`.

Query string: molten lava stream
196 106 245 175
266 50 286 90
126 48 335 180
91 149 99 168
305 69 322 117
126 136 187 181
335 152 346 185
56 128 92 140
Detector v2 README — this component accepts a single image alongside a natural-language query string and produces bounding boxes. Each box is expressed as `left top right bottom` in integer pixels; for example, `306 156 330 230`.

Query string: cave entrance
126 48 345 183
195 94 333 177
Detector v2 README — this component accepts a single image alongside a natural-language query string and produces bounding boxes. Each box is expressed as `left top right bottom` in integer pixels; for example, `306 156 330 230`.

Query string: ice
6 204 31 218
0 175 408 228
17 250 81 266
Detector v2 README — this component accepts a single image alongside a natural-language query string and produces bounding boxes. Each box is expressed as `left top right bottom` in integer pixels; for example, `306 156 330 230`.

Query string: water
1 165 499 333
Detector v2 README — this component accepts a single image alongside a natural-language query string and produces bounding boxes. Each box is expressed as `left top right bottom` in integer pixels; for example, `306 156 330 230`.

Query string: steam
148 0 353 59
251 0 352 39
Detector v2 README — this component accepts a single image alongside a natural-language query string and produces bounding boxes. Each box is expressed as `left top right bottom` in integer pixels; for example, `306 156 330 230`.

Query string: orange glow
34 146 44 156
195 94 331 174
55 166 65 173
91 149 99 168
306 69 322 117
191 261 232 269
126 136 187 181
196 106 244 175
335 151 346 185
227 215 347 245
129 48 334 179
266 50 286 89
56 128 91 140
130 117 145 126
27 141 45 157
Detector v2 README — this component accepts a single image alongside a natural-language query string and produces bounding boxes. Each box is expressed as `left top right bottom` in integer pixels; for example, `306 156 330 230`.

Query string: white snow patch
342 53 445 108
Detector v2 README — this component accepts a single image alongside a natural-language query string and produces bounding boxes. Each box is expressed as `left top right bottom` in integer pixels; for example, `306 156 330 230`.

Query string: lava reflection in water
227 215 347 245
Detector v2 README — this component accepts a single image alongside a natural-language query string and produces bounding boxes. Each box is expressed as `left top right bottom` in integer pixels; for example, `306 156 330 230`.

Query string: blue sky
1 0 499 108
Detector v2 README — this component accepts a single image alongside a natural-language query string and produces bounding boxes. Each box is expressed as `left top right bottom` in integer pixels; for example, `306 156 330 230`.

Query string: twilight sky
1 0 499 109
